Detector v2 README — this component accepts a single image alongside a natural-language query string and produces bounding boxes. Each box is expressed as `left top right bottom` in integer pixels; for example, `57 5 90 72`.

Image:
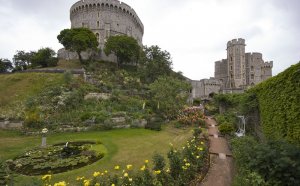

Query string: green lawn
0 126 193 185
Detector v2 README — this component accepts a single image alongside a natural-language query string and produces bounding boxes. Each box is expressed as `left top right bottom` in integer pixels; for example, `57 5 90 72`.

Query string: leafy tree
104 35 140 67
139 45 173 83
0 58 13 72
13 50 36 71
57 28 98 63
31 48 58 67
149 76 191 119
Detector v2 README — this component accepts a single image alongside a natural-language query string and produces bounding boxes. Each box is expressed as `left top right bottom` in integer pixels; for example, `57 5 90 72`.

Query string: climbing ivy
250 62 300 145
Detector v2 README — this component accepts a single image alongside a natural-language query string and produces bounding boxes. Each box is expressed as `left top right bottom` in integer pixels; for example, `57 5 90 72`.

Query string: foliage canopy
104 35 140 67
57 28 98 63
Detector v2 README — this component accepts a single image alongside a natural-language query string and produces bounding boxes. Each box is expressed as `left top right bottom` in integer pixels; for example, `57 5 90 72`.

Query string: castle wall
190 78 221 100
214 59 228 89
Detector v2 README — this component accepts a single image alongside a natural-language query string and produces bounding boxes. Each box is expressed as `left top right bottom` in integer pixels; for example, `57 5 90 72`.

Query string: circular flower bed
7 141 105 176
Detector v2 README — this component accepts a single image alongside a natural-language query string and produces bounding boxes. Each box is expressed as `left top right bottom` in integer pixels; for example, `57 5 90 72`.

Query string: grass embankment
0 126 192 185
0 73 64 119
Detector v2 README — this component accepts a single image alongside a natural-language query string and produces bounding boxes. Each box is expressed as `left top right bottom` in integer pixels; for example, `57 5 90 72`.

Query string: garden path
197 117 234 186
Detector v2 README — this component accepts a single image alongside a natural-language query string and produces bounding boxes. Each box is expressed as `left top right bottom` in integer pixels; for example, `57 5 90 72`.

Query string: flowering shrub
42 128 209 186
177 107 205 126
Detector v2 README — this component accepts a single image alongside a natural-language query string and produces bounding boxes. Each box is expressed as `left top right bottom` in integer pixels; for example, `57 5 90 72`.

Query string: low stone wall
0 120 23 129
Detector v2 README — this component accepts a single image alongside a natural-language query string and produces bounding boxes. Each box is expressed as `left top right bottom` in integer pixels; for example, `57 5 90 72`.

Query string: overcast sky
0 0 299 80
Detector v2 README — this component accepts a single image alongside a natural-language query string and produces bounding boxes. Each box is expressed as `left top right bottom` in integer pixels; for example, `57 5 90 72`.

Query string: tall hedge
251 62 300 145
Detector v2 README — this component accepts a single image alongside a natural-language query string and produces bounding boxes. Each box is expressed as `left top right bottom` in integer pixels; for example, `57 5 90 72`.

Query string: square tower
226 38 246 89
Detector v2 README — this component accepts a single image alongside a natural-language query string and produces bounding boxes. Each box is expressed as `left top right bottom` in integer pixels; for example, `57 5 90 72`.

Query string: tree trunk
77 51 83 63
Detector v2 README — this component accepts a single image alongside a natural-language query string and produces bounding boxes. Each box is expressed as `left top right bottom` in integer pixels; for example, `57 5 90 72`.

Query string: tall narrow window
105 23 110 38
96 33 100 43
251 74 254 79
97 21 100 28
251 66 254 71
98 12 100 17
82 23 84 27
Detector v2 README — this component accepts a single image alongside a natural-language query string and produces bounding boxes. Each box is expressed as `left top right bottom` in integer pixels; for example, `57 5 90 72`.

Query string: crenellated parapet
227 38 246 49
263 61 273 68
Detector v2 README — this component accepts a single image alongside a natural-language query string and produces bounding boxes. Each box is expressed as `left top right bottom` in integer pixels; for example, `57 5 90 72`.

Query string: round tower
70 0 144 47
226 38 246 89
58 0 144 61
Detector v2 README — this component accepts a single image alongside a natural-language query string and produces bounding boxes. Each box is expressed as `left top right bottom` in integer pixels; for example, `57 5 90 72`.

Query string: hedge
250 62 300 145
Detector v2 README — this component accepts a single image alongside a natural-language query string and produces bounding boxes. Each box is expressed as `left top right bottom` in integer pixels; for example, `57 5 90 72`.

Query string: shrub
231 137 300 185
219 122 235 135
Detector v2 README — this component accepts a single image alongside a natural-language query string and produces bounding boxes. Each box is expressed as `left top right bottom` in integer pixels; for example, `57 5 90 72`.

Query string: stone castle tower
58 0 144 61
215 38 273 91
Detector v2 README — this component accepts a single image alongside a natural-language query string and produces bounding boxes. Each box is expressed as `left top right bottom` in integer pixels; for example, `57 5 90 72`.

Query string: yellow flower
42 174 52 181
114 165 120 170
145 159 149 164
182 166 187 170
111 184 115 186
185 163 190 167
126 164 133 170
129 178 133 182
140 165 146 171
196 156 200 159
83 179 90 186
199 147 203 151
183 158 187 162
105 170 108 174
95 184 100 186
93 172 101 177
124 172 128 177
200 141 204 145
54 181 67 186
154 170 161 175
101 173 104 176
166 168 170 173
169 143 173 146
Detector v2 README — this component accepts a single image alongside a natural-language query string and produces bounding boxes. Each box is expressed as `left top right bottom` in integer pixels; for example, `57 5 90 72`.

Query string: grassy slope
0 126 192 185
0 73 64 119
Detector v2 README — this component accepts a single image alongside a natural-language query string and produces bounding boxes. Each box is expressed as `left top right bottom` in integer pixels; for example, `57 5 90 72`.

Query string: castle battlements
227 38 246 48
264 61 273 68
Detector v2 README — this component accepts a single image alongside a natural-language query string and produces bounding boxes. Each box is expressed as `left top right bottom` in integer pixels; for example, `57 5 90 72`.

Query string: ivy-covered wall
251 62 300 145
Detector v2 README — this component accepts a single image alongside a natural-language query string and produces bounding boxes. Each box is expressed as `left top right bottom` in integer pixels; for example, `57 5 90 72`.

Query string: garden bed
7 141 105 176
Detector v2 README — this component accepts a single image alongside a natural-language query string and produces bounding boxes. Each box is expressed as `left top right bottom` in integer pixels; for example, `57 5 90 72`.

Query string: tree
57 28 98 63
31 48 58 67
13 50 36 71
149 76 191 119
139 45 173 83
104 35 140 67
0 59 13 72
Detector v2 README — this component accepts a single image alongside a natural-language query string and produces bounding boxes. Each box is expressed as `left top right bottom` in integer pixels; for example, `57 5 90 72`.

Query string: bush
231 137 300 185
219 122 235 135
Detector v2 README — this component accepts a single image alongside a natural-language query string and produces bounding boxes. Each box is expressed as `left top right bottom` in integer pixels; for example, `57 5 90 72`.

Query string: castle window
230 66 233 70
98 12 100 17
96 33 100 43
97 21 100 28
105 23 111 38
251 74 254 79
231 57 233 61
82 22 84 27
251 66 254 71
